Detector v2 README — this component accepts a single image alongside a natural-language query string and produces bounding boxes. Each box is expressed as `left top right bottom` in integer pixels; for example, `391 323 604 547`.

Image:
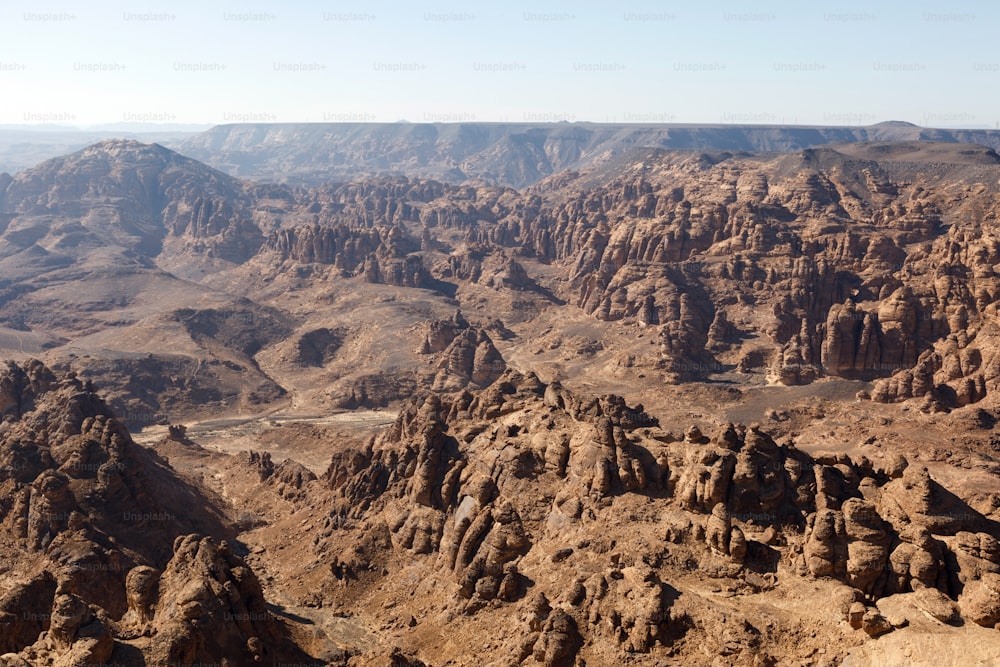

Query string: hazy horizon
1 119 999 132
1 0 996 128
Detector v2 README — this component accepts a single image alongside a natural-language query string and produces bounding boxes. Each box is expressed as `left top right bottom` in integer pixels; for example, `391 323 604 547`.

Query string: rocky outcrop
267 221 437 289
525 607 583 666
450 501 531 602
16 592 116 667
802 498 895 593
266 224 383 267
12 137 1000 416
9 136 1000 663
420 312 471 354
770 319 820 385
142 535 297 665
960 573 1000 628
0 362 195 574
0 573 57 654
439 246 537 291
418 313 508 391
705 503 747 564
121 565 159 630
432 328 506 391
819 292 930 380
361 252 434 289
244 451 317 500
847 601 894 638
0 361 315 664
314 370 1000 662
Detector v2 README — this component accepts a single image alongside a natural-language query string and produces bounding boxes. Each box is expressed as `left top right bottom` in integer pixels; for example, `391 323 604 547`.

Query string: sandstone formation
3 137 1000 664
0 361 314 665
302 370 1000 663
7 140 1000 417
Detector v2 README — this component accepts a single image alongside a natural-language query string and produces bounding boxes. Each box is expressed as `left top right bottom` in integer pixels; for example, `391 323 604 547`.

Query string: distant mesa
171 121 1000 188
871 120 921 127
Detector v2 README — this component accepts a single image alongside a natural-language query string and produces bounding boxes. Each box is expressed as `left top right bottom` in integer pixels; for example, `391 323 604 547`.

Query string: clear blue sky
1 0 996 127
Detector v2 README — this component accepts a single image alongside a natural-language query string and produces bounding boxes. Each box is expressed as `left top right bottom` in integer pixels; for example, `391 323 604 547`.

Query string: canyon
0 129 999 664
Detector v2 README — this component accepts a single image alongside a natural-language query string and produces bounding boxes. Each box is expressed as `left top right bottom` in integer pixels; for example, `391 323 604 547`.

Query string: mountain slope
1 138 267 267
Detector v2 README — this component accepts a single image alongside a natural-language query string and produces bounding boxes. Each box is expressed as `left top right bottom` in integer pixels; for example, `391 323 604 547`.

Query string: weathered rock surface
141 534 297 665
308 370 1000 663
0 361 317 664
6 137 1000 665
2 139 266 263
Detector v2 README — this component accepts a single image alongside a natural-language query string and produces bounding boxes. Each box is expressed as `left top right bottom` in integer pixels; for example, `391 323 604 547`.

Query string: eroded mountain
2 136 1000 663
